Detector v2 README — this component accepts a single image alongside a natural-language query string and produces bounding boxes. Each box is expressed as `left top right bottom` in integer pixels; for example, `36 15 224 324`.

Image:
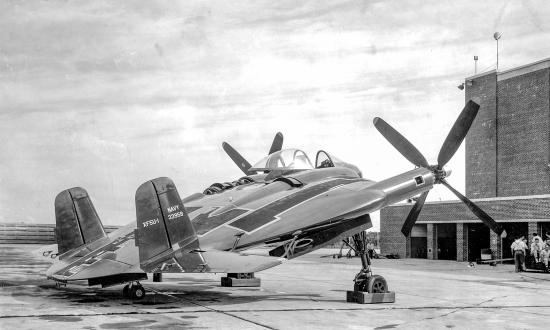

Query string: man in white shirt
511 236 526 272
531 237 543 263
532 232 543 245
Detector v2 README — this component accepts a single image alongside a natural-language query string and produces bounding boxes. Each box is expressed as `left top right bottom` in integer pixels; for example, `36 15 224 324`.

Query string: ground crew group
511 232 550 272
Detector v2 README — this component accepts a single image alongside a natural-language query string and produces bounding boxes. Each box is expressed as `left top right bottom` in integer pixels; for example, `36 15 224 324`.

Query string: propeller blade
268 132 284 155
373 117 429 168
437 100 480 167
401 191 429 236
440 179 506 237
222 142 253 175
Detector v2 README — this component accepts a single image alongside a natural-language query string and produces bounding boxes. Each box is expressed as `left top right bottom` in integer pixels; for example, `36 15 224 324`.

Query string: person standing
532 232 543 246
531 237 543 263
541 245 550 272
367 241 375 259
511 236 526 272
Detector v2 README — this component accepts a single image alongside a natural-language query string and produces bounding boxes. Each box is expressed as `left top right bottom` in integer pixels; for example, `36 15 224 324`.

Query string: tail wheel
130 285 146 300
367 275 388 293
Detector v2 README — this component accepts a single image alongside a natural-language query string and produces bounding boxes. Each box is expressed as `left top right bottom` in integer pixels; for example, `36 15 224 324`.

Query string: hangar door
467 223 490 262
437 223 456 260
410 224 427 259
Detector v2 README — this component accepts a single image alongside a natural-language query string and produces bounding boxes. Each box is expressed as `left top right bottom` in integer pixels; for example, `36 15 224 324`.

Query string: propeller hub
430 166 451 182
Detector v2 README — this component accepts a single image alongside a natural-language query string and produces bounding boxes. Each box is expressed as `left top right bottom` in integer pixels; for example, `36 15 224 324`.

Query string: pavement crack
145 286 278 330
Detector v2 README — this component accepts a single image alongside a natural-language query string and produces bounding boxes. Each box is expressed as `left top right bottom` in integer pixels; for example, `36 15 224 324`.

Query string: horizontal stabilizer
135 177 205 273
55 187 106 256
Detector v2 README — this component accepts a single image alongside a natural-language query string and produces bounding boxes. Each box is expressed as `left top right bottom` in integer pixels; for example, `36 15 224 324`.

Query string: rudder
54 187 107 255
135 177 205 273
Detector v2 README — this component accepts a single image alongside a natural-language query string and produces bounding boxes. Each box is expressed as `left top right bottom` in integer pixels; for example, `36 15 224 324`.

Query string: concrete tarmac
1 244 550 329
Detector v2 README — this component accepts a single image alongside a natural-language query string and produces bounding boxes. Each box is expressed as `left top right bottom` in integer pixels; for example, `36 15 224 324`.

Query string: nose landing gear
123 281 146 300
344 232 395 304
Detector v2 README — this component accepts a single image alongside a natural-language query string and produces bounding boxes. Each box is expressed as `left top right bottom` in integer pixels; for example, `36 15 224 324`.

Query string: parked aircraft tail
54 187 107 255
134 177 206 273
135 177 283 274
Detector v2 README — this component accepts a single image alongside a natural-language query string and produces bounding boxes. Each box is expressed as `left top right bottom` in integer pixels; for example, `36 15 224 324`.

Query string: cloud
1 0 550 226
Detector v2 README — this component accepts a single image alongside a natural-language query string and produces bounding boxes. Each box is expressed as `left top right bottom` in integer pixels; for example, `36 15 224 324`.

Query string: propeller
374 100 506 238
440 179 506 237
222 142 254 175
401 191 428 236
223 132 284 175
269 132 284 155
437 100 479 168
373 118 429 168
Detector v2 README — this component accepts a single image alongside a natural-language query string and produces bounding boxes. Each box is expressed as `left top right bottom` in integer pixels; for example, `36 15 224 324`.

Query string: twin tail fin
134 177 205 273
54 187 107 255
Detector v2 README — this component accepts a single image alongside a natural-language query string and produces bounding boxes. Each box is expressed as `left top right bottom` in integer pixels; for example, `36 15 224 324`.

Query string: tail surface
135 177 205 273
54 187 107 255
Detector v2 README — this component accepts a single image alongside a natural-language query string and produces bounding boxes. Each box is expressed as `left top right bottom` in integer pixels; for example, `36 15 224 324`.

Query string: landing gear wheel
130 285 146 300
122 284 130 298
367 275 388 293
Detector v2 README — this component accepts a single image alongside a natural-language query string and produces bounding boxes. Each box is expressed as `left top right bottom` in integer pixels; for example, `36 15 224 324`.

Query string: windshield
250 149 314 171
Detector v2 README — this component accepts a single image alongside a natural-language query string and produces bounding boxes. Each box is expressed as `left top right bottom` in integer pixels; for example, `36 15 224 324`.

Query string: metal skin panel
152 177 196 245
72 189 106 243
47 224 141 281
200 250 282 273
135 177 206 274
228 178 365 232
192 208 249 235
55 190 84 255
369 168 434 205
54 188 107 256
268 214 373 259
135 181 171 262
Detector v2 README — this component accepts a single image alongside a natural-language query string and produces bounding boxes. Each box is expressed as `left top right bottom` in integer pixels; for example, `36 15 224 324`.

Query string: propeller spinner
374 100 506 238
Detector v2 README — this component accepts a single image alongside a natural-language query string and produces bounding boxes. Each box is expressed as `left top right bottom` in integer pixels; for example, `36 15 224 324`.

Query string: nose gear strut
344 232 395 304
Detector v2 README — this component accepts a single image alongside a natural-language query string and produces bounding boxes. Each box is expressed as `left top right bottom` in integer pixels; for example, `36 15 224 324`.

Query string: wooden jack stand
221 273 261 287
346 291 396 304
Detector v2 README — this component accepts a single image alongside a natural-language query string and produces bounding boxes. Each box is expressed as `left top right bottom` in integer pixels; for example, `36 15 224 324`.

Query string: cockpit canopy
250 149 314 171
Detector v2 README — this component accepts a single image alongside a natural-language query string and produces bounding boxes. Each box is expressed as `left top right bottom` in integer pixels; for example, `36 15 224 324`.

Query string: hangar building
380 58 550 261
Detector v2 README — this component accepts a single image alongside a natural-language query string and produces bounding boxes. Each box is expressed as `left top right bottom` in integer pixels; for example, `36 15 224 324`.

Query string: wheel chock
221 273 261 287
346 291 395 304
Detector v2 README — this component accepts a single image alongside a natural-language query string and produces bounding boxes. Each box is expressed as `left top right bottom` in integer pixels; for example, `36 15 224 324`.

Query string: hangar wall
465 71 498 199
381 58 550 260
381 196 550 259
496 65 550 196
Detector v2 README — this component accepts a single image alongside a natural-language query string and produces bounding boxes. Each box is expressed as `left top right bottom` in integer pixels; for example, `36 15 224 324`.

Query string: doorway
437 223 456 260
410 224 427 258
467 223 490 262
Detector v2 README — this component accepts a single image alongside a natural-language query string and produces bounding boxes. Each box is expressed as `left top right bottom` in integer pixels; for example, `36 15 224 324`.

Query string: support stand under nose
345 232 395 304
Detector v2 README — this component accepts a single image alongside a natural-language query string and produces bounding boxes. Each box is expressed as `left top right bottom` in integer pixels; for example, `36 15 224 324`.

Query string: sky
1 0 550 230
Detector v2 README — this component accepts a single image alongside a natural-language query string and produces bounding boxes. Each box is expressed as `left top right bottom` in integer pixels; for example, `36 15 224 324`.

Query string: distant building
381 58 550 261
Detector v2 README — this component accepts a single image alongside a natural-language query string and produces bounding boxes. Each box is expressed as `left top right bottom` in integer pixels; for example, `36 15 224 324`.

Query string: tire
122 284 130 298
367 275 388 293
130 285 146 300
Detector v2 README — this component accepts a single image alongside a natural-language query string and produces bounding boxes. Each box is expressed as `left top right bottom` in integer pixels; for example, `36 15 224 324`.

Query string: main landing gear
123 281 146 300
344 232 395 304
